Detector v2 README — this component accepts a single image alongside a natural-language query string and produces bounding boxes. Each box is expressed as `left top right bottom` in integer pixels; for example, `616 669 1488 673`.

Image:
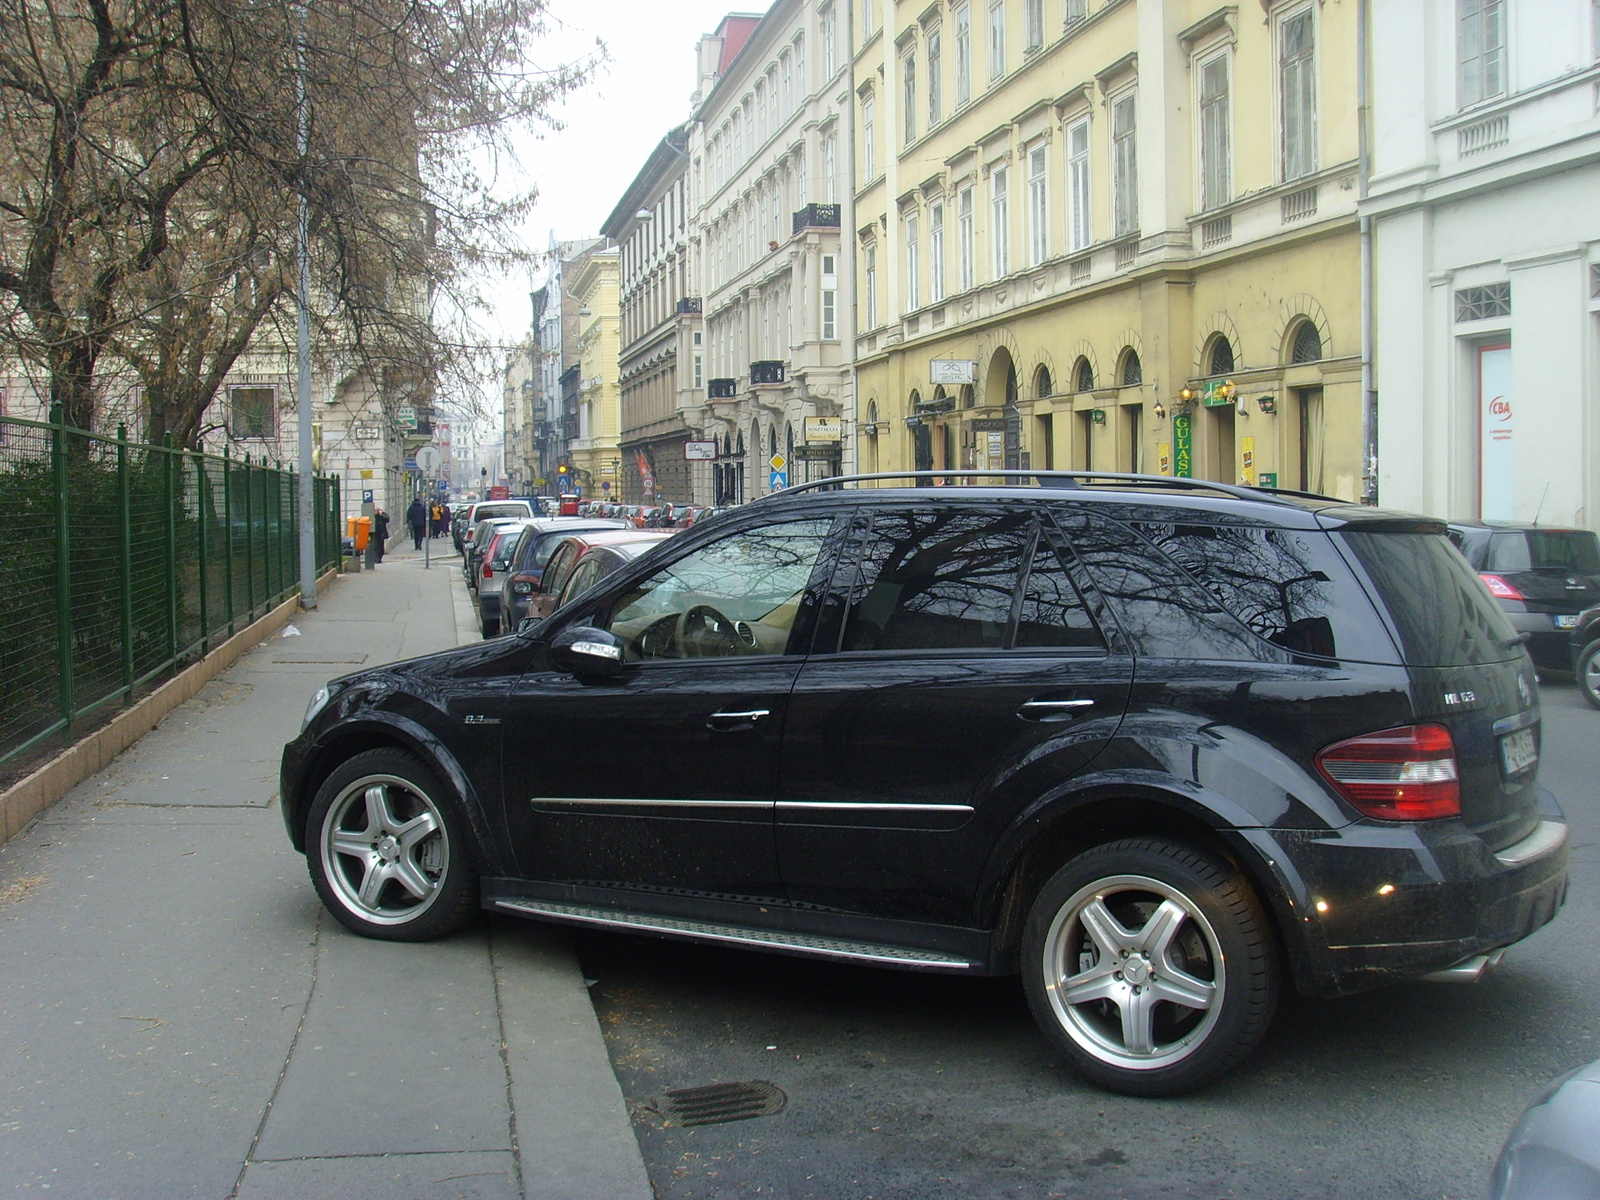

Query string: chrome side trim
1494 818 1569 867
775 801 976 814
532 796 771 810
493 898 975 970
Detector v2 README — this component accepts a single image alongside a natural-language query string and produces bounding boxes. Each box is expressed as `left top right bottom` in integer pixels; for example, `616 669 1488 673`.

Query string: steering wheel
635 613 679 659
674 604 748 658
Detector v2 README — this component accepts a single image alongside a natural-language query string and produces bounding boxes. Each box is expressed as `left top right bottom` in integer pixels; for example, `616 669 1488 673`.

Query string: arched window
736 431 745 457
1005 364 1018 406
723 432 732 457
1291 320 1323 364
960 384 975 408
1073 356 1095 393
1034 365 1053 399
769 424 778 457
866 399 879 428
1208 336 1235 376
1120 349 1142 386
786 422 794 461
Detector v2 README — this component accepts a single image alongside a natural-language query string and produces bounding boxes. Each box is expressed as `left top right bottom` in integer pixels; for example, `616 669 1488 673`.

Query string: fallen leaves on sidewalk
0 875 47 908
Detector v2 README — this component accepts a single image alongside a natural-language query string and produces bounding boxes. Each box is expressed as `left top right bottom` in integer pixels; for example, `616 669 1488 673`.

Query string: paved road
578 679 1600 1200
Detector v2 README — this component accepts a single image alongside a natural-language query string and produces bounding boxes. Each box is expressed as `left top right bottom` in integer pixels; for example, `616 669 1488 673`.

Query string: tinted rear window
1337 532 1521 666
1485 530 1600 574
475 503 531 521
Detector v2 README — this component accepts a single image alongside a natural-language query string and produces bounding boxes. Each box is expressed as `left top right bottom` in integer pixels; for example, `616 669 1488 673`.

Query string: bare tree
0 0 591 440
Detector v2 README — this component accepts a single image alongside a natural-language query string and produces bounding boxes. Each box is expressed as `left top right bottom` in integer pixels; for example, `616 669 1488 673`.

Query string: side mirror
548 625 626 678
516 616 544 635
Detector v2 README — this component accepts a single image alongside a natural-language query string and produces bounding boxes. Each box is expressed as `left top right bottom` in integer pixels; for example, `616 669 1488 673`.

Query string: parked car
283 473 1568 1097
1491 1056 1600 1199
547 534 678 614
474 524 541 638
453 500 534 553
523 529 677 625
1568 604 1600 708
1448 522 1600 673
498 518 633 632
464 517 531 593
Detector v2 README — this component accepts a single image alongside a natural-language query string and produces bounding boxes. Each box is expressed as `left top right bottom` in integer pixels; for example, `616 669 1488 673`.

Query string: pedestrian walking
438 502 452 538
407 497 427 550
372 508 390 562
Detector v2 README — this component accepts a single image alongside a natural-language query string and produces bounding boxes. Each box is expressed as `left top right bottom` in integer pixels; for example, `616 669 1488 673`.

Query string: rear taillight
1315 724 1461 821
482 564 493 579
1480 573 1524 601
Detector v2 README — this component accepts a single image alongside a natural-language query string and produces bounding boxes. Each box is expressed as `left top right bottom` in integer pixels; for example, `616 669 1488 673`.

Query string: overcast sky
464 0 763 405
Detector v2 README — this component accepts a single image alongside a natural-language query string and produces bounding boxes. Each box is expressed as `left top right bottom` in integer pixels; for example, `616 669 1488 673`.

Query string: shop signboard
1173 413 1193 478
803 416 843 443
929 359 977 385
1479 345 1513 520
1240 436 1256 486
684 441 718 460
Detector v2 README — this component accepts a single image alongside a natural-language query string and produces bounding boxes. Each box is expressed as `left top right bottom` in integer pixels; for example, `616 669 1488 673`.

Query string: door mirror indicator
549 626 626 677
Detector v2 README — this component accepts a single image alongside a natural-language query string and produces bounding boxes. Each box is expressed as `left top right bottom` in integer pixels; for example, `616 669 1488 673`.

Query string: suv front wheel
1021 837 1279 1097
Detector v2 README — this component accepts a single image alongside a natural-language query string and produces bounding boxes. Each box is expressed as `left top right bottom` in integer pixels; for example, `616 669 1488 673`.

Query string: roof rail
764 470 1340 506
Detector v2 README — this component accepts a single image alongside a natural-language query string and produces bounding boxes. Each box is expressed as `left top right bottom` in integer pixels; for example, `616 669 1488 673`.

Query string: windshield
1485 530 1600 574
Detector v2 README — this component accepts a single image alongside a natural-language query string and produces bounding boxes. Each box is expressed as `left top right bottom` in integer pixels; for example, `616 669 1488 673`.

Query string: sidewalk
0 542 651 1200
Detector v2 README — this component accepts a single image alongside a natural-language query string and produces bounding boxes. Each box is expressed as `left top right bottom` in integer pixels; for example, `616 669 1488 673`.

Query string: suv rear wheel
1021 837 1278 1097
1576 639 1600 710
307 748 478 941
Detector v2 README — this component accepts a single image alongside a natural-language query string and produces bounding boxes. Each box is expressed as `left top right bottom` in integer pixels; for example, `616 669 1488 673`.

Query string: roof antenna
1532 482 1550 527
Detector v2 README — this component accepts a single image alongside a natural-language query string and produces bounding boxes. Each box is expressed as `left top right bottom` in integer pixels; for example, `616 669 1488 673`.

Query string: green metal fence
0 405 342 768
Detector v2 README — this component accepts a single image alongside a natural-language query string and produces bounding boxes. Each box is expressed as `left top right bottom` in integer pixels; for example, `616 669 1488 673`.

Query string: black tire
1577 640 1600 710
481 612 499 639
1020 837 1279 1097
305 748 479 941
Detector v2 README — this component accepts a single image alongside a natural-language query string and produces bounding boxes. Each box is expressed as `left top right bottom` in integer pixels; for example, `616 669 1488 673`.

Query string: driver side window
600 518 835 661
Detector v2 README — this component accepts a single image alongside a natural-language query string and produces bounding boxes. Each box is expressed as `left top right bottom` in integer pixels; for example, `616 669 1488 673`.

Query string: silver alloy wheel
1584 647 1600 701
319 773 450 927
1041 873 1225 1072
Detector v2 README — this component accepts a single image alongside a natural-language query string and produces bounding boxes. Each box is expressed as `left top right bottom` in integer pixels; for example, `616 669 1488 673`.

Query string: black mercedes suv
281 474 1569 1096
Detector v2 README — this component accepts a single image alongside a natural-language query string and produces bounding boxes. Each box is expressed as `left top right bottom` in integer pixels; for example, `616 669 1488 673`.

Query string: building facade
1368 0 1600 526
690 4 857 501
566 250 624 498
851 0 1365 498
603 126 709 506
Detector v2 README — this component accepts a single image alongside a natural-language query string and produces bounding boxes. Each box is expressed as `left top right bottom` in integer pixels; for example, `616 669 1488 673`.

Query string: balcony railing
708 377 739 399
750 360 786 385
792 203 842 234
677 297 703 314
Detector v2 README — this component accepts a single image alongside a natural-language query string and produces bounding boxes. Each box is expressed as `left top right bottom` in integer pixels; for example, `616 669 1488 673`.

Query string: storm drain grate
638 1080 787 1128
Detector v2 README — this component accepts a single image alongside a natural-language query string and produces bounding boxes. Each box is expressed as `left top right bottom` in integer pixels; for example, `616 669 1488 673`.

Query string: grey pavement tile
0 810 316 1200
252 926 512 1161
235 1150 520 1200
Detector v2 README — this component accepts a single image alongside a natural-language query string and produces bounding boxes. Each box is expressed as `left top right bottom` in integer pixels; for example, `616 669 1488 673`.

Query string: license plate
1500 727 1538 776
1556 614 1578 629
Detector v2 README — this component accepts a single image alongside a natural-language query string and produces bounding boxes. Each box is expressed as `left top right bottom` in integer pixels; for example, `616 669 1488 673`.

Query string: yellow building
852 0 1364 498
567 249 623 498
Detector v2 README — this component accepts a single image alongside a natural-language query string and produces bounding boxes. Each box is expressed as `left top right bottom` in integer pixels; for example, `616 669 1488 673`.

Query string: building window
989 0 1006 81
1074 356 1095 392
991 166 1010 278
1290 320 1322 364
1066 0 1087 24
825 131 837 200
958 183 976 290
230 387 277 439
1459 0 1506 108
1280 8 1317 182
821 254 838 340
1025 0 1044 50
1456 282 1511 321
1066 117 1091 251
1120 348 1142 386
1027 144 1048 265
1111 91 1138 238
929 199 946 302
928 27 943 126
822 7 835 77
905 211 920 311
1199 53 1231 211
865 244 878 328
903 51 917 144
693 330 705 388
862 94 876 179
756 84 766 144
955 3 972 105
1208 335 1235 376
863 0 874 39
782 54 793 115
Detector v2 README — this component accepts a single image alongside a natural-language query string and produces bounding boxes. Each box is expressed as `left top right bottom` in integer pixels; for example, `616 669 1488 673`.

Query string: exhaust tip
1419 948 1507 984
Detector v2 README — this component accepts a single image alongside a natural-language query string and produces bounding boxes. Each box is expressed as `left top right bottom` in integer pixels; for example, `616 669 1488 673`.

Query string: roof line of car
767 471 1341 508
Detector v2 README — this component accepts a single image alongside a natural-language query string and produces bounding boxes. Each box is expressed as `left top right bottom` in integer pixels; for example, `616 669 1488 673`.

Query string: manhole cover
636 1080 787 1128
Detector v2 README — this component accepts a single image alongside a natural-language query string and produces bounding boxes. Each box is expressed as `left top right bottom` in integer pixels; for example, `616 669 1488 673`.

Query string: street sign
768 453 786 473
415 444 443 474
1201 380 1233 407
360 468 374 479
769 470 788 491
929 359 977 385
354 425 380 440
803 416 842 443
397 404 418 429
684 441 718 460
362 489 374 503
601 481 611 491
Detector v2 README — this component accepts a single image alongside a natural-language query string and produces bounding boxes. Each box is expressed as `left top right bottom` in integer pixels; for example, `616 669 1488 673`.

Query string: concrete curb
0 567 339 848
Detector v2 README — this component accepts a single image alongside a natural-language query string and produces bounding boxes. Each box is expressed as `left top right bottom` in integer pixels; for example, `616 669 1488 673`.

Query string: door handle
1018 698 1095 721
707 708 771 731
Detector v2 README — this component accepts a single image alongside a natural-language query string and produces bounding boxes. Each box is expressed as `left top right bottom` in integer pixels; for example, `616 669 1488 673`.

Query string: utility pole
295 0 318 606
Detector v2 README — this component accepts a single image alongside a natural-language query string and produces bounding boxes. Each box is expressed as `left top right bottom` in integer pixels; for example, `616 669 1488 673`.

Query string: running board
493 898 976 971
